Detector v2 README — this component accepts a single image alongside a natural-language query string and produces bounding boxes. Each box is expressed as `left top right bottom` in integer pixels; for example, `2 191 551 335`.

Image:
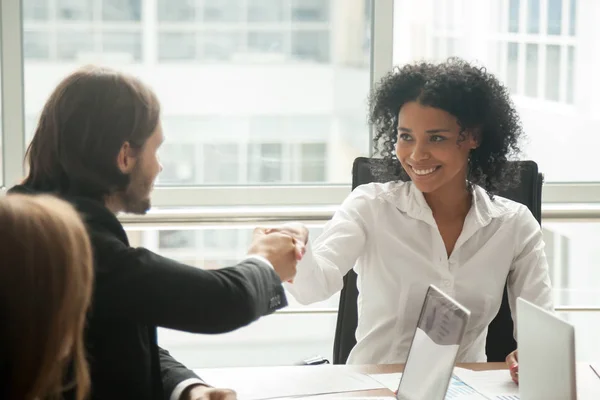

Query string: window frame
2 0 600 206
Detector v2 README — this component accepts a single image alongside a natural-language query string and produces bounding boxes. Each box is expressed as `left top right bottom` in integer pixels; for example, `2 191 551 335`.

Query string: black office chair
332 157 543 364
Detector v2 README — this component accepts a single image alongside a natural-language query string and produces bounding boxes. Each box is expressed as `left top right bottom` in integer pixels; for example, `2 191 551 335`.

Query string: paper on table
196 366 387 400
452 367 519 400
368 372 402 391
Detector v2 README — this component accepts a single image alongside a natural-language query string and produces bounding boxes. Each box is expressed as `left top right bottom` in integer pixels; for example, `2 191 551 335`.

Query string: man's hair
0 194 93 400
23 65 160 199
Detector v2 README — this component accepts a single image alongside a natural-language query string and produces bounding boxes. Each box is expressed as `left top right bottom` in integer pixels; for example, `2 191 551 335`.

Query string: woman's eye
398 133 412 141
431 135 446 142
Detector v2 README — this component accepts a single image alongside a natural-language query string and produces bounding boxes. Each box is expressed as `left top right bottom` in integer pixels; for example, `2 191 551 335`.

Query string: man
9 66 301 400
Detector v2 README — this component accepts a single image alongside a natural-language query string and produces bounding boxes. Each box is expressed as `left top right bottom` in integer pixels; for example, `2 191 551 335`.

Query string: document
197 366 387 400
369 370 519 400
452 368 519 399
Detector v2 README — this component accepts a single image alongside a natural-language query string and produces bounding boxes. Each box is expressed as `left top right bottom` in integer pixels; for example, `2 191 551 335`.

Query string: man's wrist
244 254 274 270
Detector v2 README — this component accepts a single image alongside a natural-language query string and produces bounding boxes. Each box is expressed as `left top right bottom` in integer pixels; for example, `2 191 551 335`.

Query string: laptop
396 284 481 400
517 297 577 400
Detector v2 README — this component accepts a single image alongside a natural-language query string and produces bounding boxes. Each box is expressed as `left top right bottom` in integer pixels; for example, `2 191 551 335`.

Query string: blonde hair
0 195 93 400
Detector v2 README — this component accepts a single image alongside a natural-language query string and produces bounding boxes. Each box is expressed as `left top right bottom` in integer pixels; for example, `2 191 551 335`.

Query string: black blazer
9 185 287 400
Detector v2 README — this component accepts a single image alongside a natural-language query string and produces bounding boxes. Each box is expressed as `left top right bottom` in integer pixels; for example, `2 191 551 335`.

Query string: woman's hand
506 350 519 384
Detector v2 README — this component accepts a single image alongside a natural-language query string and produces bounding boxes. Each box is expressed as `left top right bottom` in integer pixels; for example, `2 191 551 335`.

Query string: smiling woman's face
395 102 478 194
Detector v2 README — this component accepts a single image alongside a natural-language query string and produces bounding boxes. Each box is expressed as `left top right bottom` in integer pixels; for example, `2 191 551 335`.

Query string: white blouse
286 181 554 364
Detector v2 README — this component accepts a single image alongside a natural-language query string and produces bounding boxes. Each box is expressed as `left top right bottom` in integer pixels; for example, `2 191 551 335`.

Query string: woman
272 58 552 379
0 195 93 400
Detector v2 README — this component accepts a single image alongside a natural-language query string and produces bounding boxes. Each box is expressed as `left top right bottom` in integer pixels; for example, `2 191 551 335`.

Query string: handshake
246 223 309 282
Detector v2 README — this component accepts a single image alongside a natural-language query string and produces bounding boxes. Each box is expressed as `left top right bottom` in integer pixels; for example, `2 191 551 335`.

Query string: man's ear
116 141 137 174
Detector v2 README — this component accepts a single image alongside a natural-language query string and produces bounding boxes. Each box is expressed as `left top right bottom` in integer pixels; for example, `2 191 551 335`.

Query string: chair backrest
332 157 543 364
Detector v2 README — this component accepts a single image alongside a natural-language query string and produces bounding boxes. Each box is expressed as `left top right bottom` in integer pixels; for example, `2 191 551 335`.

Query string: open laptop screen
396 285 471 400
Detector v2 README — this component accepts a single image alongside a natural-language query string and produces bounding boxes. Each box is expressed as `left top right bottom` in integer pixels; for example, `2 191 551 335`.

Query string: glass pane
291 0 330 22
57 0 93 21
525 43 538 97
247 0 285 22
569 0 577 35
248 31 285 55
24 31 50 60
103 0 142 21
157 0 196 21
57 30 94 60
158 143 197 184
566 46 575 104
203 144 239 184
291 31 330 63
543 221 600 305
391 0 596 182
200 32 242 62
248 143 283 183
300 143 327 183
527 0 540 33
547 0 563 35
158 32 197 60
24 0 372 186
202 0 241 22
102 32 142 62
508 0 520 33
506 42 519 94
545 45 560 101
24 0 49 20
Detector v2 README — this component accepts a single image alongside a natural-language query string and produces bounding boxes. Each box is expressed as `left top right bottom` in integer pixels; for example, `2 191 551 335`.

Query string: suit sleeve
90 235 288 333
158 347 205 400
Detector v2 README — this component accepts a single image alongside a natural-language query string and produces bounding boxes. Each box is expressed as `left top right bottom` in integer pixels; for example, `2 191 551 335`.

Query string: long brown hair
23 65 160 200
0 195 93 400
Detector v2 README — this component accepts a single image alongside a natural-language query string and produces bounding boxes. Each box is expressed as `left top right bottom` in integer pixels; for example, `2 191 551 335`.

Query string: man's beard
121 166 153 215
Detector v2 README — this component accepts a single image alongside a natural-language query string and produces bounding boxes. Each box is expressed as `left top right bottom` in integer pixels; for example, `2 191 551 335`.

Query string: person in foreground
268 58 553 381
0 195 93 400
9 66 302 400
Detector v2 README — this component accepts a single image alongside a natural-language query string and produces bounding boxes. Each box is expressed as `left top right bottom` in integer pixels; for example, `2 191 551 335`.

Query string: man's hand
247 228 300 282
265 223 309 245
183 385 236 400
506 350 519 384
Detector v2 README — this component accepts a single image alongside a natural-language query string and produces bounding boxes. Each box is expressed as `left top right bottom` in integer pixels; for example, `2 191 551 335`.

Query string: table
196 362 600 399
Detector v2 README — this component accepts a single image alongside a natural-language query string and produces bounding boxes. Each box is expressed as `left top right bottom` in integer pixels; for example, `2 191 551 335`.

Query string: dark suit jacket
9 185 287 400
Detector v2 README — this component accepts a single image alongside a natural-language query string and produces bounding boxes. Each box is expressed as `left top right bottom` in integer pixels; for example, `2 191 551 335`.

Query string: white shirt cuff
170 378 206 400
244 254 274 270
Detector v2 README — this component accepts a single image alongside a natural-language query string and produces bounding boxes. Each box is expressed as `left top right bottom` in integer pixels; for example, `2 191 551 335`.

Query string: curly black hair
369 57 524 196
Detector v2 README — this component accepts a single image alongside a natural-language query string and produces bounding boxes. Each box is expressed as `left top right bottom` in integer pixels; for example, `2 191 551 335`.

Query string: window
497 0 577 105
23 0 144 62
545 45 561 101
391 0 589 183
291 31 330 62
23 0 48 20
58 0 93 21
102 0 141 21
203 144 239 184
248 143 283 183
157 0 195 22
300 143 327 182
525 44 539 97
291 0 329 22
547 0 562 35
157 1 333 64
159 33 196 61
527 0 541 34
248 0 285 22
509 0 520 33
